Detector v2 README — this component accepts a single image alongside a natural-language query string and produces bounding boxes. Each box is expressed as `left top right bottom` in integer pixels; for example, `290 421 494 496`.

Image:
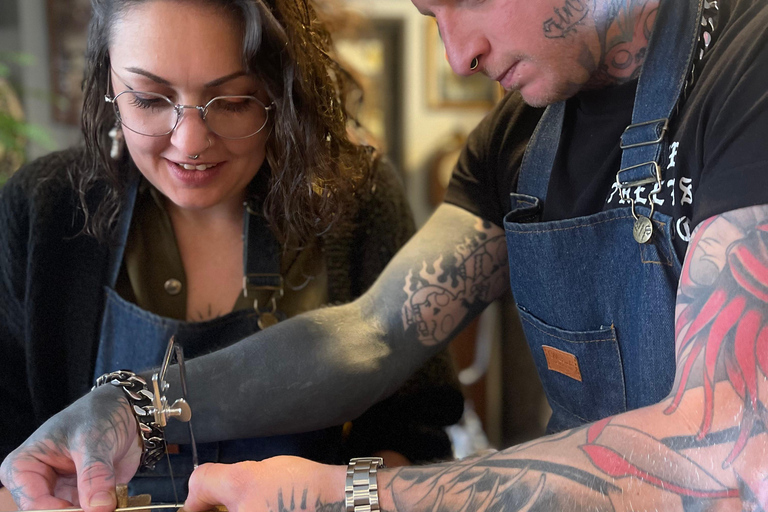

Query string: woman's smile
109 1 269 213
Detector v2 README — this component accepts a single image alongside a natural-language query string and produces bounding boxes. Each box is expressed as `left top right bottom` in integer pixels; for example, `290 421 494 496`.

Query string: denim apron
93 183 342 501
503 0 704 433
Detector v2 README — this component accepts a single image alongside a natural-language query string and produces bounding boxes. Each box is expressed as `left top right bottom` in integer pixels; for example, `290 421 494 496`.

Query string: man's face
412 0 601 107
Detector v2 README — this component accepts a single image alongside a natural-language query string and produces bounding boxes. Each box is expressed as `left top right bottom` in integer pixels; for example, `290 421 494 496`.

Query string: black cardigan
0 148 463 464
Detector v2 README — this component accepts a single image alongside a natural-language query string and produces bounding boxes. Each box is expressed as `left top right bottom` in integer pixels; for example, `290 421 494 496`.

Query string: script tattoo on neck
542 0 659 88
401 219 508 346
544 0 592 39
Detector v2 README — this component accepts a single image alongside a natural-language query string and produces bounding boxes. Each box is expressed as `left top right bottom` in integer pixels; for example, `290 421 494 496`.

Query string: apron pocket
517 306 627 431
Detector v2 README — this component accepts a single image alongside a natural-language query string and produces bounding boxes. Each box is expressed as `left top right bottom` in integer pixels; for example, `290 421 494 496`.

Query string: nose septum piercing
188 138 212 161
470 57 479 71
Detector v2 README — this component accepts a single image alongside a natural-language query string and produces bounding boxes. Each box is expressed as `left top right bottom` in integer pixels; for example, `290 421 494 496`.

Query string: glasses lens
114 91 176 136
205 96 269 139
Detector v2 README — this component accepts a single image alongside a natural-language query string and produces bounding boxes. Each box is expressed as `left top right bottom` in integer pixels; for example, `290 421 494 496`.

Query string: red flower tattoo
665 220 768 468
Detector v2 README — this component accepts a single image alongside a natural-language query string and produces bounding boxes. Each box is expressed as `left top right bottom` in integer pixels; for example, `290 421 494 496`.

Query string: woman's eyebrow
123 67 247 87
204 71 248 87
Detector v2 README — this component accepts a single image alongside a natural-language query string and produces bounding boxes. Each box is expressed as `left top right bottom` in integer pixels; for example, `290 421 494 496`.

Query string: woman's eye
212 97 255 113
129 94 171 110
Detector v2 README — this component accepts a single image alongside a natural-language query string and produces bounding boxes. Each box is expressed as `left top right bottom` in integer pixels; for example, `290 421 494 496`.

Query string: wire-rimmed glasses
105 83 274 140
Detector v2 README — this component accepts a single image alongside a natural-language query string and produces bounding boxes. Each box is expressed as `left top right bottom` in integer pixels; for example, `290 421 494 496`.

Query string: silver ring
187 138 211 160
470 57 479 71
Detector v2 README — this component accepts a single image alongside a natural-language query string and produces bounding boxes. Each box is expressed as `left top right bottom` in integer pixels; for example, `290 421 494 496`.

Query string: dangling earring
109 121 124 160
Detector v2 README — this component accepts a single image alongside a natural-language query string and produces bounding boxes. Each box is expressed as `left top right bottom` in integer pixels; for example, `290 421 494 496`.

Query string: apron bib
94 182 342 502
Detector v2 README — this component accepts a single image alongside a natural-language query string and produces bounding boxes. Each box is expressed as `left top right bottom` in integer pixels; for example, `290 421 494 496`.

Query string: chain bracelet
93 370 166 470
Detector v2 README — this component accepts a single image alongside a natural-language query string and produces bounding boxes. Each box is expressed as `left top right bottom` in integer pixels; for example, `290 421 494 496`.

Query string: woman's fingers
0 386 141 512
0 444 78 511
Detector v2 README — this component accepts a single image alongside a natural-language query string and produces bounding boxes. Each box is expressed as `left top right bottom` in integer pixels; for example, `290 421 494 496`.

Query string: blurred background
0 0 548 454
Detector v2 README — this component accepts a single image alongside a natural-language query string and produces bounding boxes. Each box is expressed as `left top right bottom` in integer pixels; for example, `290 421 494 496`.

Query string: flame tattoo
401 219 508 345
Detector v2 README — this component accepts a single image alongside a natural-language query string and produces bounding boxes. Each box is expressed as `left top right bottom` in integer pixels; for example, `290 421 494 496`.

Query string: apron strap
242 204 283 296
517 101 565 203
106 177 139 288
617 0 704 187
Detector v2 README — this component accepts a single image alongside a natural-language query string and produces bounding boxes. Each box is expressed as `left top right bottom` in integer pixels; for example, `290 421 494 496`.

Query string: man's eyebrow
123 67 248 88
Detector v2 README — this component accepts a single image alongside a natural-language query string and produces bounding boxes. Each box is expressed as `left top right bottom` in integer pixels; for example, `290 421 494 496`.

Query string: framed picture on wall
47 0 91 125
426 19 501 109
335 18 404 175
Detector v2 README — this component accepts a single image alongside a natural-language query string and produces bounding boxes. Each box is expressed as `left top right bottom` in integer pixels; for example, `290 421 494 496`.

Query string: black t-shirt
445 0 768 260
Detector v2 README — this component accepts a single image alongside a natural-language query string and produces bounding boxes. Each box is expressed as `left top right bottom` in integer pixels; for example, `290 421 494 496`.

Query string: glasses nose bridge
175 103 207 121
173 103 210 133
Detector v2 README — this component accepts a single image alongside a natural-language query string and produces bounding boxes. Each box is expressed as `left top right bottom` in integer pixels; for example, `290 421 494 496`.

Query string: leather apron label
542 346 583 382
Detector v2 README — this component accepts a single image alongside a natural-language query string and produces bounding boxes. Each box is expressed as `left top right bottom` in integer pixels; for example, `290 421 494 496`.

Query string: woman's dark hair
77 0 374 245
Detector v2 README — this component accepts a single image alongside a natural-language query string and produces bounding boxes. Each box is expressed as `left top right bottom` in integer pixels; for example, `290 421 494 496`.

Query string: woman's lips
179 162 218 171
167 159 223 186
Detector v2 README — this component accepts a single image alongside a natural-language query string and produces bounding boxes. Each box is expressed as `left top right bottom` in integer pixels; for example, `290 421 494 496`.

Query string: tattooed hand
0 385 141 512
184 457 347 512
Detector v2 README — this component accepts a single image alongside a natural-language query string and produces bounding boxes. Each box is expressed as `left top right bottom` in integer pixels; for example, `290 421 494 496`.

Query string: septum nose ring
188 138 212 160
470 57 479 71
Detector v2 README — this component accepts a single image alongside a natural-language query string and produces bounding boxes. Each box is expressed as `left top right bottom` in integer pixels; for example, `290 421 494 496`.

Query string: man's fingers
185 463 231 512
185 463 256 512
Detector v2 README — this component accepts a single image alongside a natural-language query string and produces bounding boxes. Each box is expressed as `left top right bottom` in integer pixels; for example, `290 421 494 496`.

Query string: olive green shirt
115 181 328 321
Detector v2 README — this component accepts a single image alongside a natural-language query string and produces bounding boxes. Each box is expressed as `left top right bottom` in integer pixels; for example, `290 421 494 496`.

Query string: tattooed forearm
385 440 619 512
401 218 508 346
382 416 754 512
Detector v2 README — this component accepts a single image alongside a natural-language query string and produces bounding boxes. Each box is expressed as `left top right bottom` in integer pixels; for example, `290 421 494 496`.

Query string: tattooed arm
182 205 768 512
170 203 509 439
376 205 768 511
0 203 510 512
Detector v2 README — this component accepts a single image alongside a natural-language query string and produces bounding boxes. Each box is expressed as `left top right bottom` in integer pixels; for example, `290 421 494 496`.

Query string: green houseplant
0 52 53 186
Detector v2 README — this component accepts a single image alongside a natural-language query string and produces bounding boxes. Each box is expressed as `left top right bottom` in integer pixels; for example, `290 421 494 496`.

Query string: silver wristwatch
345 457 385 512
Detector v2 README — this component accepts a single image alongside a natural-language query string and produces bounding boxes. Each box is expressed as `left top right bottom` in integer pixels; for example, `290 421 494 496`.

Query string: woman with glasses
0 0 463 503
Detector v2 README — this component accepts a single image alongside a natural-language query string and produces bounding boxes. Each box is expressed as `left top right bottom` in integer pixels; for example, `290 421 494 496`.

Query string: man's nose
437 15 487 77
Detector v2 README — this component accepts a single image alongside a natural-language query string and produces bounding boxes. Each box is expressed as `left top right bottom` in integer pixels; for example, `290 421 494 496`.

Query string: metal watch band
345 457 385 512
92 370 165 470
